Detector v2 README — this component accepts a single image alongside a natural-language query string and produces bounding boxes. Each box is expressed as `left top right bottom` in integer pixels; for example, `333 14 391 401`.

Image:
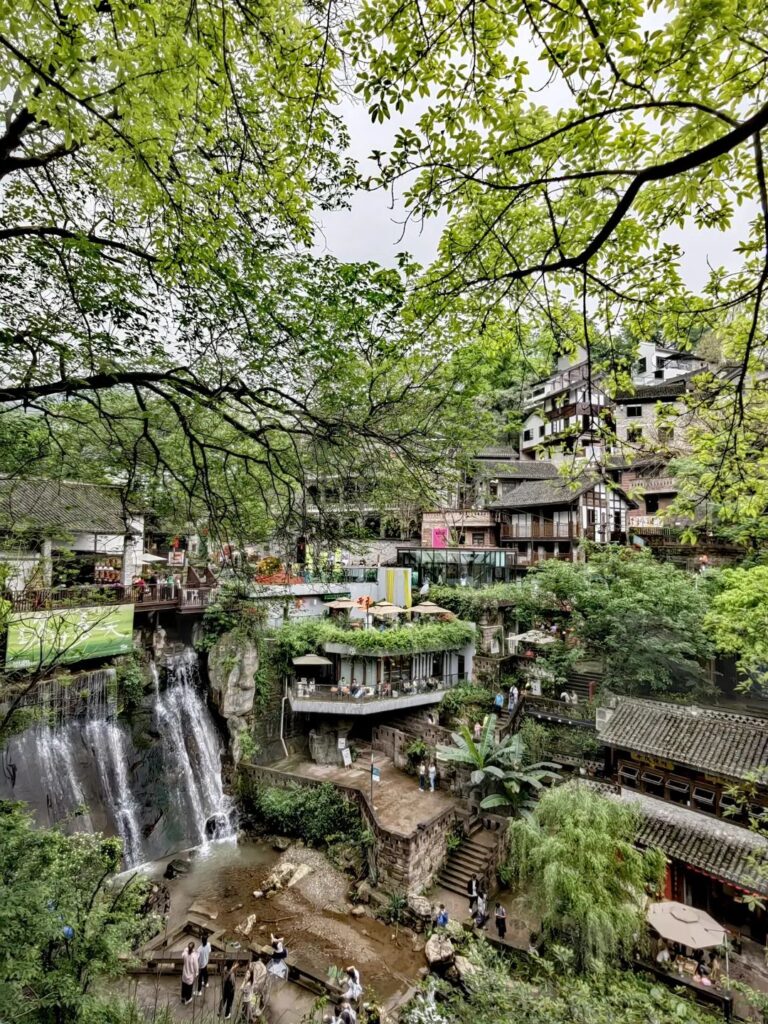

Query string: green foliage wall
236 780 362 847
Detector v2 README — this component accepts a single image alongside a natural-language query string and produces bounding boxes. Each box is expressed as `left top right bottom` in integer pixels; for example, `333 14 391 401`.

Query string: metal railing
291 672 470 704
8 583 216 612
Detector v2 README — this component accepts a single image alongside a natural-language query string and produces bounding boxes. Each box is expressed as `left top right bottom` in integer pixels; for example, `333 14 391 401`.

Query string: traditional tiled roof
476 446 520 460
485 461 558 480
491 476 593 508
0 477 132 536
625 791 768 895
615 379 689 402
599 698 768 780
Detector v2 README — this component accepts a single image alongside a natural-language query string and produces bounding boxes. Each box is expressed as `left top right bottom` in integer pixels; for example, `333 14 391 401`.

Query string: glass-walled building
396 546 516 586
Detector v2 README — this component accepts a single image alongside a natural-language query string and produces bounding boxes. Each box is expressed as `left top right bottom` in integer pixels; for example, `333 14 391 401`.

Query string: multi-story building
520 344 706 462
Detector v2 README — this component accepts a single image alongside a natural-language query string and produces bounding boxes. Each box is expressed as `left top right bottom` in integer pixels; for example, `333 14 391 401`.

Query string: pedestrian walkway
271 748 458 835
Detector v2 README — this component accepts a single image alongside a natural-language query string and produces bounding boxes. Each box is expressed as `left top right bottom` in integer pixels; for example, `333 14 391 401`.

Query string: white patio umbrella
292 654 333 666
327 599 355 610
647 901 730 986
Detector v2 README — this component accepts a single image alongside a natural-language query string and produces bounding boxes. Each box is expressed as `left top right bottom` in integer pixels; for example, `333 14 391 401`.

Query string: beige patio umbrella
326 599 356 610
412 601 454 617
371 601 404 617
292 654 333 666
647 901 730 985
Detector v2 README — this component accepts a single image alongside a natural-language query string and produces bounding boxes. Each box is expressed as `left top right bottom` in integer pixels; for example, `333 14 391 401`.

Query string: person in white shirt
197 931 211 992
180 941 198 1004
428 762 437 792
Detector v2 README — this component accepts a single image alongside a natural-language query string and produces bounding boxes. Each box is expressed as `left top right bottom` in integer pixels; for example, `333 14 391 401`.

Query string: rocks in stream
253 860 313 898
164 857 192 879
236 913 258 937
424 934 455 970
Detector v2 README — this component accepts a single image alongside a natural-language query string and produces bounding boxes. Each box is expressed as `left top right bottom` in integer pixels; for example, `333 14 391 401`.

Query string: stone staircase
436 825 497 897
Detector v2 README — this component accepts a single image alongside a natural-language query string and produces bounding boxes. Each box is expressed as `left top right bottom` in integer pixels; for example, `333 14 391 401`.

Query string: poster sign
341 747 352 768
371 766 381 784
337 737 347 750
167 550 185 567
432 527 448 549
5 605 135 670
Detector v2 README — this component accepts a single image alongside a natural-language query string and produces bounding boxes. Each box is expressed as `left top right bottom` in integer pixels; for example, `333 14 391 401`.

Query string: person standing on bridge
180 941 198 1005
418 761 427 792
495 902 508 940
218 960 237 1019
197 931 211 992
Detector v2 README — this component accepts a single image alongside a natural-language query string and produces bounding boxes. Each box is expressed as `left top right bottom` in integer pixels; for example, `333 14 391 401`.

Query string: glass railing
291 672 470 703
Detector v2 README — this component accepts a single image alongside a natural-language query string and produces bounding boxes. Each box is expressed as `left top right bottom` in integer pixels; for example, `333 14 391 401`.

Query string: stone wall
239 762 463 894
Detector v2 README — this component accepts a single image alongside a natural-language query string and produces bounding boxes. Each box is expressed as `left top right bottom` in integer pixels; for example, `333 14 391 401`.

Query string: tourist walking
508 684 519 714
197 931 211 992
418 761 427 791
342 965 362 1002
180 941 198 1004
268 932 288 978
219 961 238 1019
495 903 507 940
474 892 488 929
467 873 479 912
493 690 504 713
435 904 449 927
428 762 437 792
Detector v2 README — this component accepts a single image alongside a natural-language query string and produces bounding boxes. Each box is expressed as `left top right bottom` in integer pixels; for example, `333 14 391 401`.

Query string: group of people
417 761 438 792
324 966 364 1024
492 685 519 716
468 874 508 939
656 941 722 986
179 932 288 1019
133 572 182 600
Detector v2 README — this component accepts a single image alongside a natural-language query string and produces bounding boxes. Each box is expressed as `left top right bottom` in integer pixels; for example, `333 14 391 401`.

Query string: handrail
291 673 470 703
7 582 216 612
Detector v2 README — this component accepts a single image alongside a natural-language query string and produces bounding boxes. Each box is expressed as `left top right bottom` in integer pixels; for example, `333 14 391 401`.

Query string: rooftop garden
270 618 475 672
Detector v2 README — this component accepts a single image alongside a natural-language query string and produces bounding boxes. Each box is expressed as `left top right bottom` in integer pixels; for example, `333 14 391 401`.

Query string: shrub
239 780 363 847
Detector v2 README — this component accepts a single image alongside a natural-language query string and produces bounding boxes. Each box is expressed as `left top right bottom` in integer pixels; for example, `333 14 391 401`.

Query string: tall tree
706 565 768 688
345 0 768 492
519 548 713 696
507 785 665 972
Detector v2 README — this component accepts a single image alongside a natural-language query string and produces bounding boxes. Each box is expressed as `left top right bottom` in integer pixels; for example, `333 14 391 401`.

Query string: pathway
270 748 458 835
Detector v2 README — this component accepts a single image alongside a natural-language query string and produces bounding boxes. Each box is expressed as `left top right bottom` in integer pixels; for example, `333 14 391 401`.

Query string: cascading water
0 648 235 866
155 649 236 848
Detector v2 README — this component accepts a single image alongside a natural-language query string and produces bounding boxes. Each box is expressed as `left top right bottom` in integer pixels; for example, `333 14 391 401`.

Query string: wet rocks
350 905 366 918
271 836 291 852
253 860 312 898
164 857 192 879
424 934 455 970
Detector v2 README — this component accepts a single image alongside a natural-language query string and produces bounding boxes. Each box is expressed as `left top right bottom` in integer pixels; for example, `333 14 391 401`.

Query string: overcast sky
315 39 756 294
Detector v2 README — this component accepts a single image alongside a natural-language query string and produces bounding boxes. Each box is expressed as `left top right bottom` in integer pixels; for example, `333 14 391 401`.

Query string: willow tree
344 0 768 508
507 785 665 972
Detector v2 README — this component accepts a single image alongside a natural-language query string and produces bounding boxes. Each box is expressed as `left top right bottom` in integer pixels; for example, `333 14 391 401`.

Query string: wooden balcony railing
501 522 580 540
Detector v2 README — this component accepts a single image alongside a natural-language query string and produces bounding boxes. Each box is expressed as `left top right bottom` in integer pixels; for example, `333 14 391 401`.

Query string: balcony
630 476 677 494
8 583 216 614
288 673 469 715
501 522 580 540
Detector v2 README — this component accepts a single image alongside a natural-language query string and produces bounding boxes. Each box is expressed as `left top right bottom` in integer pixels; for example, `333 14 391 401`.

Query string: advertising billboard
5 604 135 670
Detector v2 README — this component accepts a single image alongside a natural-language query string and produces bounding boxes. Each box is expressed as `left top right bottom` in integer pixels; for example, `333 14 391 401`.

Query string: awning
372 602 404 616
292 654 333 666
511 629 557 645
327 599 355 609
141 553 167 563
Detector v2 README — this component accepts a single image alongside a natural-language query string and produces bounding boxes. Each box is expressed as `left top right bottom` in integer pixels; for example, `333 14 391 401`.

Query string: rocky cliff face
207 632 258 763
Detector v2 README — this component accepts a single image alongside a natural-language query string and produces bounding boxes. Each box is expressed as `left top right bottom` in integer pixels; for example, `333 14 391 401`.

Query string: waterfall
1 649 235 866
84 719 142 866
156 649 236 847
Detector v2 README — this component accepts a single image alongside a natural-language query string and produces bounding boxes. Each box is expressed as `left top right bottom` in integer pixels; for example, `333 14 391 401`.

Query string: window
523 429 533 442
666 779 690 805
692 786 716 813
489 481 499 499
626 405 642 418
539 424 546 437
718 793 741 819
586 508 597 526
654 369 665 379
627 426 644 443
641 770 665 795
619 764 639 788
471 532 485 546
636 357 647 374
613 510 622 530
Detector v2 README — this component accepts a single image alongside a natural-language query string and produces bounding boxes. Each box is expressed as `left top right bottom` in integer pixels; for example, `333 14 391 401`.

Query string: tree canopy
507 785 665 972
0 802 151 1022
706 565 768 688
520 548 713 696
344 0 768 508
